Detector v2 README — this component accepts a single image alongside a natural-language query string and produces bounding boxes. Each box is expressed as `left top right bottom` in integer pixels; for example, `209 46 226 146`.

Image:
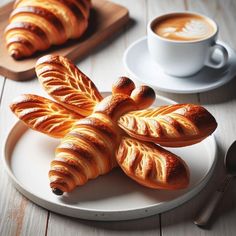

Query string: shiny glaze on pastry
5 0 91 59
117 136 189 190
119 104 217 147
36 54 102 117
10 94 81 138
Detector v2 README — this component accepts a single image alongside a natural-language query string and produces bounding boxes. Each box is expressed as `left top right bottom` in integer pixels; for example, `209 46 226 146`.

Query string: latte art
153 14 216 41
162 20 211 39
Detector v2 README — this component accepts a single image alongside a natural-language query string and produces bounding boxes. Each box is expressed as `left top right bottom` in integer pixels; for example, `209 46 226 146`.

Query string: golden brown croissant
50 113 120 194
10 55 217 195
4 0 91 59
119 104 217 147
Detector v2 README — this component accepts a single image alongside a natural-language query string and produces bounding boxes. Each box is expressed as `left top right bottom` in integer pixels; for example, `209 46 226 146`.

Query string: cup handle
205 42 228 69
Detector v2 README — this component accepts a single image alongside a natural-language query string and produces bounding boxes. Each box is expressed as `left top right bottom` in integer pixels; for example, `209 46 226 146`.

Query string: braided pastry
4 0 91 59
119 104 217 147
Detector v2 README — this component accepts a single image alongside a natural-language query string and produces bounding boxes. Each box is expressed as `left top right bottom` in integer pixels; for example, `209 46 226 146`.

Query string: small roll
131 85 156 110
112 77 136 96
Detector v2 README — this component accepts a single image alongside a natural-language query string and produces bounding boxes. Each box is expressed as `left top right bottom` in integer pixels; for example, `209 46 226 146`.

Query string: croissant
10 55 217 195
50 113 120 194
4 0 91 59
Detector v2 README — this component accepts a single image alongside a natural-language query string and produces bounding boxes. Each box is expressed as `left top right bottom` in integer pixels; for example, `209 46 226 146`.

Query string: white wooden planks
0 78 48 236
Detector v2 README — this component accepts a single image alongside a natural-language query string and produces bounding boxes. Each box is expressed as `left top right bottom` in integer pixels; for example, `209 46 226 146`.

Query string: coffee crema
153 13 216 41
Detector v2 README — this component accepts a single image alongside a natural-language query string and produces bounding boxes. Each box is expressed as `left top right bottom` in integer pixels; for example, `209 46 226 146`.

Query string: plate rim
2 94 217 221
123 36 236 94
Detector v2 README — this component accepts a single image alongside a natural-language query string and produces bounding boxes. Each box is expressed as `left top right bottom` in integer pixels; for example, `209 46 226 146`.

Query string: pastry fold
49 113 120 194
9 55 218 195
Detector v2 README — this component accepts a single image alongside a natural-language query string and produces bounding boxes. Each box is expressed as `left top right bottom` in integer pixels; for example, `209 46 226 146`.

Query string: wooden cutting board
0 0 129 81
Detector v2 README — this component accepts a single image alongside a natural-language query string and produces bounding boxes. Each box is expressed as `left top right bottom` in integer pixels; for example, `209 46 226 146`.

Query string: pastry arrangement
4 0 91 59
10 54 217 196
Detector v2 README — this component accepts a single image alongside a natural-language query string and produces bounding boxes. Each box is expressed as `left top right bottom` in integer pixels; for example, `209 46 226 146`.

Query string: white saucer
123 37 236 94
3 93 217 221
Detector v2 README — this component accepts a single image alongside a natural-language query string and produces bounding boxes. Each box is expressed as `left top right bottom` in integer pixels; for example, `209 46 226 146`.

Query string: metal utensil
194 140 236 227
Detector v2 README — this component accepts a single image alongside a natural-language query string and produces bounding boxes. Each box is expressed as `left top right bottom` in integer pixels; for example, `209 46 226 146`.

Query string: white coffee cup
147 12 228 77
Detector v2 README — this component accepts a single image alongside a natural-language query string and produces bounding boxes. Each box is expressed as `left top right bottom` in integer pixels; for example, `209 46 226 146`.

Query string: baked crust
116 136 189 190
119 104 217 147
5 0 91 59
10 94 82 138
36 55 103 117
10 55 217 195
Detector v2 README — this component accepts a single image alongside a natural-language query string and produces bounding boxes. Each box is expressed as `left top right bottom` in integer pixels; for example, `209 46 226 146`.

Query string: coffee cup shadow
197 73 236 104
185 64 229 83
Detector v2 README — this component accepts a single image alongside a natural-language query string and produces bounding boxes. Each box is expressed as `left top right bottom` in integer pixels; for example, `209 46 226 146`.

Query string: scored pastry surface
116 136 189 190
50 112 121 193
36 55 103 117
10 94 82 138
119 104 217 147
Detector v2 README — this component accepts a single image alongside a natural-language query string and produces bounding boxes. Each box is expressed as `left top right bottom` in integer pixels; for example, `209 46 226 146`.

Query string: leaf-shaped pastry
116 136 189 190
10 94 82 138
118 104 217 147
36 55 103 116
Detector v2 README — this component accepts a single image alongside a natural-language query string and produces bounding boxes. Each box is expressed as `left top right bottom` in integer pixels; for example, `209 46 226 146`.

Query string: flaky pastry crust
119 104 217 147
5 0 91 59
10 94 81 138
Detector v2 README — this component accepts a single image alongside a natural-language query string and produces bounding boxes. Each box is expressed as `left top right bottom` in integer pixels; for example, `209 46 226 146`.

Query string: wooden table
1 0 236 235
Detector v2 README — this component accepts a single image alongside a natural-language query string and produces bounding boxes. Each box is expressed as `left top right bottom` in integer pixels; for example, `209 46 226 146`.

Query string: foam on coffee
153 13 216 41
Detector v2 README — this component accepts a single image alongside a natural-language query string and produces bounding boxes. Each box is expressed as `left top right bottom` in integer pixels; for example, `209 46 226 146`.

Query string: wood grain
0 0 129 81
47 214 160 236
0 78 48 236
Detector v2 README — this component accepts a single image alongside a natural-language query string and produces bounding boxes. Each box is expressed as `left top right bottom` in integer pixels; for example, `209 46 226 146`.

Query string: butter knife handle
194 175 232 227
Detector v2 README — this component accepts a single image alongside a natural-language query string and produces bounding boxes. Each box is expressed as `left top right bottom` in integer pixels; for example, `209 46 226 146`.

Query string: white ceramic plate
123 37 236 94
3 94 217 221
